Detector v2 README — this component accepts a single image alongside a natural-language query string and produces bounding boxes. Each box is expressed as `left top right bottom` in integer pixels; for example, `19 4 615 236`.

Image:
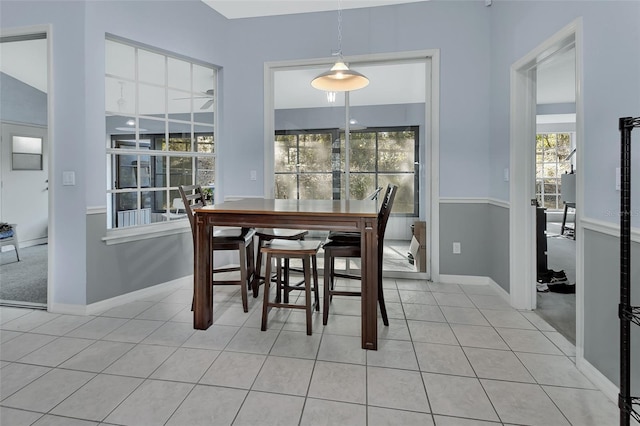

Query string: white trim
573 18 586 383
439 197 489 204
488 198 510 209
438 275 510 303
429 50 440 283
102 220 190 245
87 206 107 215
582 216 640 241
439 274 491 286
438 197 510 209
1 25 56 314
49 276 189 316
576 357 619 405
510 19 581 314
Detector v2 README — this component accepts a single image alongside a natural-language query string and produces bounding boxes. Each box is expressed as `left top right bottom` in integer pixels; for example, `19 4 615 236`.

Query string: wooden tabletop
194 198 378 217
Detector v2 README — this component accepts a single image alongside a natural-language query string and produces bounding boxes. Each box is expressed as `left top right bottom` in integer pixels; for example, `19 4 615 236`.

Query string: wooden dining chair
322 184 398 326
179 184 256 312
260 239 321 335
253 228 308 298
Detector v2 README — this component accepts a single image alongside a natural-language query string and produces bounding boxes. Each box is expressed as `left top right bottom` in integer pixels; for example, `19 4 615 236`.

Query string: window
535 132 573 210
275 126 418 215
105 37 216 229
12 136 43 170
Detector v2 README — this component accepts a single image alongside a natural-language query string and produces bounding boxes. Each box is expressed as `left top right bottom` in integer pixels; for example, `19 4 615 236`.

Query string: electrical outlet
250 170 257 181
453 242 461 254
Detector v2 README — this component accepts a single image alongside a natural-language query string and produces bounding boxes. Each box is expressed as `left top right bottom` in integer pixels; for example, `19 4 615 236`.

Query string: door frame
509 18 584 354
1 25 54 310
264 50 440 281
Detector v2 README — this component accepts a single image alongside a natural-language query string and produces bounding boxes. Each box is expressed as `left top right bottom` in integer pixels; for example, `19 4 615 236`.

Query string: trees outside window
275 126 418 215
535 132 573 210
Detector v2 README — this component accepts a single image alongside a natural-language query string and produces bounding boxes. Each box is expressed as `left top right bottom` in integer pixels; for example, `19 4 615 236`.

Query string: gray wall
86 213 193 304
439 202 509 293
439 203 490 278
583 228 640 390
0 72 47 125
489 204 509 293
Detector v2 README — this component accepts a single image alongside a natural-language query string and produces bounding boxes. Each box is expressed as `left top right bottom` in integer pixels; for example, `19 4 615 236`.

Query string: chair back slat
178 184 206 234
377 184 398 240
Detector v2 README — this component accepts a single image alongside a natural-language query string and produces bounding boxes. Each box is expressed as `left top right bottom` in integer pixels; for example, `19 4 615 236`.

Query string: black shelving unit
618 116 640 426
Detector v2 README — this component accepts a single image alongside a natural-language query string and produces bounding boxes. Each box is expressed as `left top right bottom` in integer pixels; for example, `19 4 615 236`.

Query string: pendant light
311 1 369 92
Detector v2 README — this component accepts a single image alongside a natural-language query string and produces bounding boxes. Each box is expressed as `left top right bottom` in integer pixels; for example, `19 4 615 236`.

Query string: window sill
102 219 191 245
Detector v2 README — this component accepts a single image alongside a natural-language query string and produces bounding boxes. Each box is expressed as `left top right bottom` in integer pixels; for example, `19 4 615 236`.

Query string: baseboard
50 276 191 316
486 277 511 303
439 274 492 286
575 356 617 400
576 356 640 425
439 275 511 302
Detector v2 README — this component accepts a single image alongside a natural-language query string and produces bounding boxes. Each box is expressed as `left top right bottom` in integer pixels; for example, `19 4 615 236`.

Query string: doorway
267 52 438 281
0 32 50 308
510 19 583 348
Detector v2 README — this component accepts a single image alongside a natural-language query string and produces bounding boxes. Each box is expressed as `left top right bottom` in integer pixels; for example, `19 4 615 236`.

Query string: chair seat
213 227 255 241
256 228 308 240
326 232 361 244
262 239 321 255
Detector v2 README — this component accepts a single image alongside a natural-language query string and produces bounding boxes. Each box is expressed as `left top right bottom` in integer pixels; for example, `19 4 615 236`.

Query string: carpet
0 243 47 305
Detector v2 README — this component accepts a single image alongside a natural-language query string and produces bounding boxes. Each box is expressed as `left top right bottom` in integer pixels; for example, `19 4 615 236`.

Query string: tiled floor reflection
0 278 618 425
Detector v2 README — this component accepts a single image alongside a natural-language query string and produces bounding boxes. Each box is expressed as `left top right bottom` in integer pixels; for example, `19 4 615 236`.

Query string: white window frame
535 131 575 211
104 36 217 242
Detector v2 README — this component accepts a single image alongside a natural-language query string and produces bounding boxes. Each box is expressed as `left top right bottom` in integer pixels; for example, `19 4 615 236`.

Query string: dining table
193 198 381 350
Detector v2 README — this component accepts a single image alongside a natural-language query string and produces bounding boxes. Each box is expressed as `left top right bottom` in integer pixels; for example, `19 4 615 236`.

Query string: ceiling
202 0 429 20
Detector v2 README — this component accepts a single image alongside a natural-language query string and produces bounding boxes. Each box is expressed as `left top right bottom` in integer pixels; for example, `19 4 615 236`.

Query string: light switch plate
63 171 75 186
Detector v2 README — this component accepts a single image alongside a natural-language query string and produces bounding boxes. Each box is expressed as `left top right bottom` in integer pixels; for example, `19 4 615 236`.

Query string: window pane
379 174 415 214
168 122 192 150
139 118 164 139
13 136 42 154
275 136 298 173
138 49 165 85
106 40 135 79
12 153 42 170
105 77 135 114
193 65 215 93
197 157 215 187
139 84 165 118
379 131 415 172
168 57 191 91
169 156 193 187
299 133 331 172
544 194 558 209
299 173 332 200
196 130 214 154
275 174 297 199
168 89 191 119
342 132 375 172
348 173 376 200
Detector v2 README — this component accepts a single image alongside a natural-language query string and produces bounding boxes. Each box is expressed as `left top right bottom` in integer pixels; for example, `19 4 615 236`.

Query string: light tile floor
0 278 619 426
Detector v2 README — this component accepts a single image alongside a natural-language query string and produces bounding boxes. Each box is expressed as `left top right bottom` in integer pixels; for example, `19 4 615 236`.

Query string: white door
0 122 48 247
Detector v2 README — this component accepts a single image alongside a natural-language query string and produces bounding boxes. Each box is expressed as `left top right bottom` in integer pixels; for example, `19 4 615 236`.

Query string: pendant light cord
336 0 343 59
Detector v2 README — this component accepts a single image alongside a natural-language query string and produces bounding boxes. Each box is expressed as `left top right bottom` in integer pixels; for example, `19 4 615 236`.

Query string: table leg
361 219 378 350
194 217 213 329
